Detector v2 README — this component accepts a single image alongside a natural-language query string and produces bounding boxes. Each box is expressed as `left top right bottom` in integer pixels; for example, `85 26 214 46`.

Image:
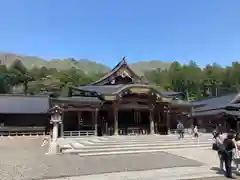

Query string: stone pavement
42 145 225 180
43 166 220 180
167 148 218 166
186 177 240 180
3 134 238 180
0 136 204 180
60 134 213 156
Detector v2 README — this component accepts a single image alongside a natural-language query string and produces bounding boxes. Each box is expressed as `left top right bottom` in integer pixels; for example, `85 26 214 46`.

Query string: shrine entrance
118 109 150 135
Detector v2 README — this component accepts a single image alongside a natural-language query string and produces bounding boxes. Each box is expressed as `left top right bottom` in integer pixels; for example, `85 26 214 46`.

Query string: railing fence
63 131 95 137
0 131 50 136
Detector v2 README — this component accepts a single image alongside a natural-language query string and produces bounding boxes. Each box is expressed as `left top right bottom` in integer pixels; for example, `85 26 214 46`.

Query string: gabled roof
193 93 239 112
75 85 124 95
91 57 147 85
0 95 50 114
171 100 205 108
51 96 102 106
72 84 198 107
193 109 240 117
74 84 161 96
193 109 224 117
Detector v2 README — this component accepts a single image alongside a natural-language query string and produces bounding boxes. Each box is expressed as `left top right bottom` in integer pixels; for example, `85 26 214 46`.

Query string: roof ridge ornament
90 56 149 85
122 56 127 63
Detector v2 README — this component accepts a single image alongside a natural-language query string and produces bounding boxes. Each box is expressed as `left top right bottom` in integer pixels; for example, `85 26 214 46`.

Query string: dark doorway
63 111 78 131
118 109 150 135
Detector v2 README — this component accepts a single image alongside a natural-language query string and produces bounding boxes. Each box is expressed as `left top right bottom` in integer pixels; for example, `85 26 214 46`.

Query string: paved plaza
0 134 239 180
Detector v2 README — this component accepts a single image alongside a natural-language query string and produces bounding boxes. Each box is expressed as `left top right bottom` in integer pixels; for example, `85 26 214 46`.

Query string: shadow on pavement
210 167 225 175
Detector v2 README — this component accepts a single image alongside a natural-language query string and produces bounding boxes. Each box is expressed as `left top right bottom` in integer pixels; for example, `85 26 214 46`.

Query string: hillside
130 60 172 75
0 53 110 74
0 53 172 75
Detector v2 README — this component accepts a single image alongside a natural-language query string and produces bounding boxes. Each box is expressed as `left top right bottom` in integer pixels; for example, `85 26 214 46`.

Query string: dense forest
1 59 240 101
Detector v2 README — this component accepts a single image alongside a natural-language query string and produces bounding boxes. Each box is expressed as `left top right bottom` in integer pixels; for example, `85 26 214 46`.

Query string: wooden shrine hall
51 57 203 136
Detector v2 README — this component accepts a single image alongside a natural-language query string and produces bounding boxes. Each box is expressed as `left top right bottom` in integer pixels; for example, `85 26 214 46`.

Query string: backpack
177 123 184 130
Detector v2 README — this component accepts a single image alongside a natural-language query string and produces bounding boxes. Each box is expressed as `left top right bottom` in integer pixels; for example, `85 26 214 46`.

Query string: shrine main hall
51 58 201 137
0 58 204 137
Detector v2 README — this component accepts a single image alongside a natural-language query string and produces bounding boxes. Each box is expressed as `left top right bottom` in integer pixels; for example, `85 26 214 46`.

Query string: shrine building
0 57 206 137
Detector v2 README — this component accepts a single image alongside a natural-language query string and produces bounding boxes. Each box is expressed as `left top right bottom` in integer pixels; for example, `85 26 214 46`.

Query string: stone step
100 135 210 139
57 138 73 150
75 141 212 149
85 138 212 144
63 146 211 156
63 143 211 154
89 136 210 141
60 134 214 156
65 134 212 141
81 136 211 140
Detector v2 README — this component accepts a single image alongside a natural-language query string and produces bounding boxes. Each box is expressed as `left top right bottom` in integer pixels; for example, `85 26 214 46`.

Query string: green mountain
130 60 172 75
0 53 110 74
0 52 172 75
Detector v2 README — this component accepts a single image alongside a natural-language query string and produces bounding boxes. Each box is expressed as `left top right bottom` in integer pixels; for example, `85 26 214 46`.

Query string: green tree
8 60 34 94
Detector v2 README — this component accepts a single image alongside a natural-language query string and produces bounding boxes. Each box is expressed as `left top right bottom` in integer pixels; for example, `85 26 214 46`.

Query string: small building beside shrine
0 95 50 136
192 93 240 132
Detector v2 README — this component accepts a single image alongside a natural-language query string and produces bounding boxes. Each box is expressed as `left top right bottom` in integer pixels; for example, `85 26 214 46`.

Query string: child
193 126 198 138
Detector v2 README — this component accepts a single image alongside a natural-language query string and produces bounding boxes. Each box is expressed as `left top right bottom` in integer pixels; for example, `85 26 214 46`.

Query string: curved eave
192 109 224 117
192 109 240 118
170 100 205 108
51 97 102 108
231 93 240 103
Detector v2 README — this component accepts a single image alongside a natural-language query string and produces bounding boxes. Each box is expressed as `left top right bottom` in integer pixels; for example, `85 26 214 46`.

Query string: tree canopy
0 59 239 101
144 61 240 101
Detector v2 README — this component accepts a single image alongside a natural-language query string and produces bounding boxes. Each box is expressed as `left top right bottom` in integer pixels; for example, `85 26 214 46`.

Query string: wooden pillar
190 107 194 127
236 117 240 133
94 108 99 136
165 105 170 134
113 102 119 136
138 111 141 123
134 110 138 124
157 107 160 134
77 112 82 130
60 112 64 137
149 109 154 134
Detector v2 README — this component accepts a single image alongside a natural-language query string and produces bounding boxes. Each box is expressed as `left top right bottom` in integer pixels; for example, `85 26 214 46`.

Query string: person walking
177 121 184 139
223 132 236 178
233 134 240 172
193 126 198 138
214 132 225 171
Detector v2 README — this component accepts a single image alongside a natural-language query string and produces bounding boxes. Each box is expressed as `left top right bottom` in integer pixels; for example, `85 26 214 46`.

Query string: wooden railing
0 126 48 136
0 131 49 136
63 131 95 137
118 128 148 135
170 128 207 134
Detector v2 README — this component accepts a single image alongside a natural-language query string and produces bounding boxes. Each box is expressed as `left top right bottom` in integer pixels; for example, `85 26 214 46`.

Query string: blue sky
0 0 239 68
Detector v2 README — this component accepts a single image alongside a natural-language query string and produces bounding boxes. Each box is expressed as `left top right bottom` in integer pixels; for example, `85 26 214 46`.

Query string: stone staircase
59 134 213 156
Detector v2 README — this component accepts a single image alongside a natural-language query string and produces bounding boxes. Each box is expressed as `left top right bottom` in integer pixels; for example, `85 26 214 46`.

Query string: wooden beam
113 101 119 135
104 95 117 101
121 97 149 103
64 107 97 112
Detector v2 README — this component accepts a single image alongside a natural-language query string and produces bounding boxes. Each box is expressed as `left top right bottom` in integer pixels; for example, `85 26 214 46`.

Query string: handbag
212 143 219 151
